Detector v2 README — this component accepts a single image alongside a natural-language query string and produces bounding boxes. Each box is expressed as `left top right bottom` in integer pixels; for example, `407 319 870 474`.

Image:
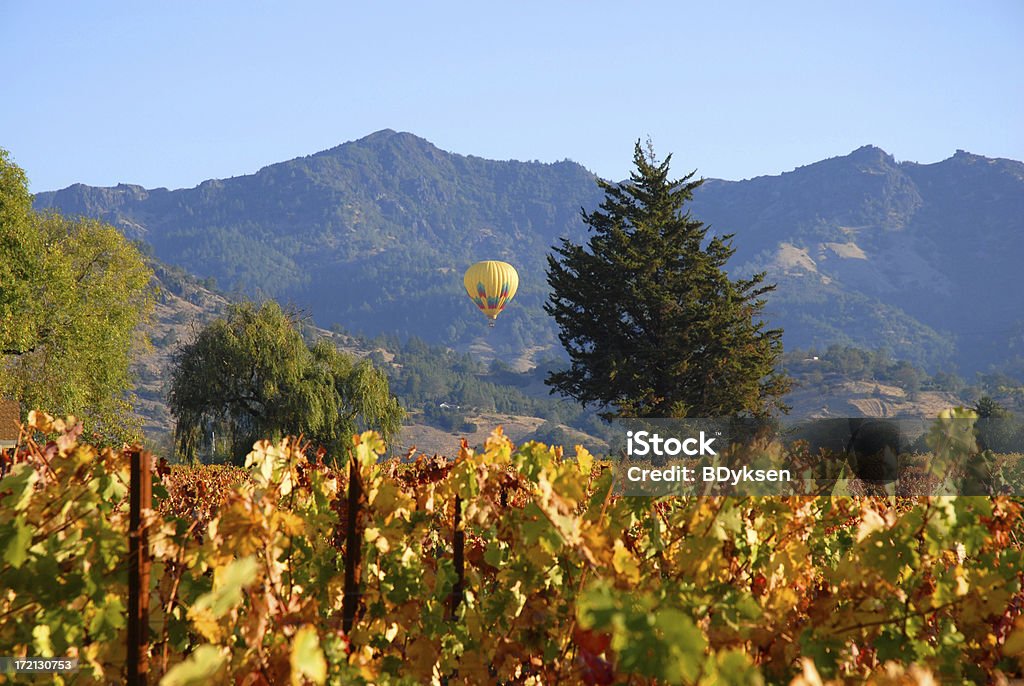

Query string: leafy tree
545 141 791 418
932 370 965 395
972 396 1020 454
0 149 42 353
168 301 404 463
890 360 922 399
0 149 154 439
973 395 1010 419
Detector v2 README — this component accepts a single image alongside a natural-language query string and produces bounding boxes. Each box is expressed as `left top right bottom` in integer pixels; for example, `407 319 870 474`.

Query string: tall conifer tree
545 141 790 418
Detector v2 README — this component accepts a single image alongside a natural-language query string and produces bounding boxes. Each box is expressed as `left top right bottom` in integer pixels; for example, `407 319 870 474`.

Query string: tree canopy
0 149 154 439
545 141 791 418
168 301 404 463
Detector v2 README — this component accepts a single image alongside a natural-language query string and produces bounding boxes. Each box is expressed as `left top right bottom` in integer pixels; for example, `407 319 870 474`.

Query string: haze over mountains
35 130 1024 376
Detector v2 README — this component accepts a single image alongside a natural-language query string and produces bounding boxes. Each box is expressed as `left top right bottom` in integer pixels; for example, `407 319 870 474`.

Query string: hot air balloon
463 260 519 326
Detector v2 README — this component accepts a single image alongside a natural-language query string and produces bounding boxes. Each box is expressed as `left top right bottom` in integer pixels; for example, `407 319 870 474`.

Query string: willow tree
545 141 791 419
169 301 404 463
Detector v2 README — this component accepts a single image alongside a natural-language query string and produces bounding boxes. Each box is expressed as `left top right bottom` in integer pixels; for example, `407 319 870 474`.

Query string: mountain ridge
34 130 1024 375
41 132 1018 194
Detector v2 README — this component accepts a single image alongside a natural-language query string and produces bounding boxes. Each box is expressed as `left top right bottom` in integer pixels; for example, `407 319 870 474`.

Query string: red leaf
573 626 611 655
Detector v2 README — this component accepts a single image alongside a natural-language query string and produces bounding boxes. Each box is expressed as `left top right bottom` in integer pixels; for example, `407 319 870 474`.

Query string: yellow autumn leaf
274 510 306 537
1004 626 1024 656
612 539 641 584
26 410 53 433
187 607 223 643
575 445 594 476
354 431 386 468
370 481 412 519
290 625 327 685
856 505 889 542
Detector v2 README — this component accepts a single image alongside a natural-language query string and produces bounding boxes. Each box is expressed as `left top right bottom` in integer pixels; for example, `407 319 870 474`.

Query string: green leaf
483 540 506 569
2 515 33 568
450 460 480 500
212 556 258 615
512 442 555 482
654 609 706 683
0 466 39 511
88 594 126 640
874 628 913 663
189 556 258 619
799 629 843 678
152 483 169 502
585 469 614 521
160 645 227 686
708 649 763 686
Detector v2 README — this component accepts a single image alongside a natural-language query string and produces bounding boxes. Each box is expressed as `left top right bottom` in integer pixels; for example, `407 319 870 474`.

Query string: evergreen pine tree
545 141 791 418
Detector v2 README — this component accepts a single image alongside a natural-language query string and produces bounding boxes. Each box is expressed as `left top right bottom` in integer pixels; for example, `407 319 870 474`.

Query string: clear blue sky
2 1 1021 193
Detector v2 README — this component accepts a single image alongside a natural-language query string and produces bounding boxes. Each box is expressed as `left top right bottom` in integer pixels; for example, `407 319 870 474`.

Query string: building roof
0 400 20 442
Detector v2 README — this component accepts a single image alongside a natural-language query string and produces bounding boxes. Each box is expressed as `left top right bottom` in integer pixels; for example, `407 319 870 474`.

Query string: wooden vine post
127 449 152 686
342 455 364 634
450 495 465 618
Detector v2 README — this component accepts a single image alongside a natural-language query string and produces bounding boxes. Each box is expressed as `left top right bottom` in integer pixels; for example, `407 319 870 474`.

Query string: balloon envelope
463 261 519 321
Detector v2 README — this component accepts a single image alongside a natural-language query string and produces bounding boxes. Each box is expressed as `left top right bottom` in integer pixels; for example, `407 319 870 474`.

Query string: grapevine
0 413 1022 684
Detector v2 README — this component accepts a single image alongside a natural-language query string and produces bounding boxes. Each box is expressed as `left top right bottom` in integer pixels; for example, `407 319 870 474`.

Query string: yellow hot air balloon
464 260 519 326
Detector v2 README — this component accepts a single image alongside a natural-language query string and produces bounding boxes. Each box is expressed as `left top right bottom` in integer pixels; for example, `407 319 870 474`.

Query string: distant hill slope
133 261 229 438
136 261 980 460
693 146 1024 373
136 264 613 455
135 296 967 464
38 131 1024 374
136 260 385 439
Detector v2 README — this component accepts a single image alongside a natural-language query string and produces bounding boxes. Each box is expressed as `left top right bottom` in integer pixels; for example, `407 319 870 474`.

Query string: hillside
51 131 1021 386
136 264 986 461
695 146 1024 372
785 377 959 419
132 262 231 438
137 263 612 456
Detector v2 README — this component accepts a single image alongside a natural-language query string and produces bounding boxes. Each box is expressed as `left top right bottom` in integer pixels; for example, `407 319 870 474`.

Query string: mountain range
34 130 1024 376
